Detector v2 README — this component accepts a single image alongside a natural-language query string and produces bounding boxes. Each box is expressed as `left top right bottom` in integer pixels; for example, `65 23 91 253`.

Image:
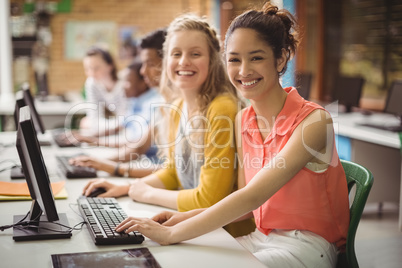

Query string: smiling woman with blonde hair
83 14 255 238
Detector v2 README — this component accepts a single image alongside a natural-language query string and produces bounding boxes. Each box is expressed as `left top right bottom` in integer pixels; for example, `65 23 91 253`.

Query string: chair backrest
338 159 374 268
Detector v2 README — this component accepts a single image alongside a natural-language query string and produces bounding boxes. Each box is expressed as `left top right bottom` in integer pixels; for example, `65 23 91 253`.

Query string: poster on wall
64 20 118 60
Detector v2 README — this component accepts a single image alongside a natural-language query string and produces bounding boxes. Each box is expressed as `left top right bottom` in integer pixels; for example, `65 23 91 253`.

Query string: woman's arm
108 128 153 162
117 109 333 244
128 177 179 209
232 110 254 222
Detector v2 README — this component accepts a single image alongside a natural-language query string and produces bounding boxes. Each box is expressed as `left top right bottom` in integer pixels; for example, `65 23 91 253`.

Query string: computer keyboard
358 123 402 132
56 155 97 179
77 196 144 245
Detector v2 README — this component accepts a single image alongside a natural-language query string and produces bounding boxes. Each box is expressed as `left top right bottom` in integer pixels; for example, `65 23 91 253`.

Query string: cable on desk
13 220 86 235
0 211 30 231
0 208 86 235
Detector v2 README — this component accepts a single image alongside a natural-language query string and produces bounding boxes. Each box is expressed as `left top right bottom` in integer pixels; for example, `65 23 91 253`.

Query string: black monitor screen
335 76 364 113
13 106 71 241
384 80 402 116
21 82 46 134
13 90 26 129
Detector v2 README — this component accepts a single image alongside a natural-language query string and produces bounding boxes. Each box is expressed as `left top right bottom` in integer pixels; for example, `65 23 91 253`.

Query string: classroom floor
355 202 402 268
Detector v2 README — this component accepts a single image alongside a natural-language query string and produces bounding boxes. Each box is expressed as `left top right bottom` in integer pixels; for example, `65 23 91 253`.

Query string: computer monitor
13 106 71 241
334 76 365 113
35 71 49 100
13 84 52 148
13 90 25 130
20 82 46 134
10 90 29 179
382 80 402 130
384 80 402 117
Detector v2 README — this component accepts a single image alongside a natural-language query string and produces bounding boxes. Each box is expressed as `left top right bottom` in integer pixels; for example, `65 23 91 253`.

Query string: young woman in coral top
116 3 350 267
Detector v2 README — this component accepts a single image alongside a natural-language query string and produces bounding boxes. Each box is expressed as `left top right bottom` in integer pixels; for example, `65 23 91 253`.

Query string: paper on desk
0 181 67 200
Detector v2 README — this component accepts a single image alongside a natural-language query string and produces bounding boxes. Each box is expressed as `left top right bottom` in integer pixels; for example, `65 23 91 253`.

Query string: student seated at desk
80 46 127 135
82 15 256 238
70 29 167 175
115 4 350 268
71 60 163 156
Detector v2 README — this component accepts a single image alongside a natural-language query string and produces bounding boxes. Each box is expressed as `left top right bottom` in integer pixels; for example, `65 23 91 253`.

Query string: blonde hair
157 13 241 156
160 13 239 112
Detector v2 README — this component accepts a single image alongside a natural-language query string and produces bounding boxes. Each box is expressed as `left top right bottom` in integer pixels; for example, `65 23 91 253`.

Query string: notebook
0 181 67 200
51 247 161 268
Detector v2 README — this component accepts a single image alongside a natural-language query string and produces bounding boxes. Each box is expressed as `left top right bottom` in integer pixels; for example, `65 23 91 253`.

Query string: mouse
87 188 107 197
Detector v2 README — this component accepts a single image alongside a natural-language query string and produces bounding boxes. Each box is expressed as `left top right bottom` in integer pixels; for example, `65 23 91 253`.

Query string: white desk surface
331 111 400 149
0 131 265 268
0 97 85 116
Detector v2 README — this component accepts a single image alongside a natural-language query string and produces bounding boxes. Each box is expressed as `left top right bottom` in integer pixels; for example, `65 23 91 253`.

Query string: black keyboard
56 155 97 178
77 196 144 245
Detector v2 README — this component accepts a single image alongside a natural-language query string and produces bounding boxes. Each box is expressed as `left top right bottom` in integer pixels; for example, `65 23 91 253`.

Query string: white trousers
236 229 338 268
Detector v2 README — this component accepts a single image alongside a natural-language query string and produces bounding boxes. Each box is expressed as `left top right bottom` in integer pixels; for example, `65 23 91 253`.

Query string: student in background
83 14 255 237
70 60 163 169
80 46 127 135
70 29 167 178
109 28 167 162
116 3 350 267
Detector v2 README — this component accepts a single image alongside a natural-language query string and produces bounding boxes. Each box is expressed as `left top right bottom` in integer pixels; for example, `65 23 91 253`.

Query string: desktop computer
12 83 97 179
13 106 71 241
358 80 402 132
16 82 75 147
334 75 365 113
11 106 144 245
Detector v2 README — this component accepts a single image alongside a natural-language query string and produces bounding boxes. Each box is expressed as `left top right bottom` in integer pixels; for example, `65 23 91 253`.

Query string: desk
332 111 402 231
0 132 265 268
0 97 85 131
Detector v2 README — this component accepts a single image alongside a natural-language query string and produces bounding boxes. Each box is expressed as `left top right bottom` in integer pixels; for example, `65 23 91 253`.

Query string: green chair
337 159 374 268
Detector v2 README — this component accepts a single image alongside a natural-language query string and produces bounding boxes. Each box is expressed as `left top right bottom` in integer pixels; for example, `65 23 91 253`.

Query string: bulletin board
64 20 118 60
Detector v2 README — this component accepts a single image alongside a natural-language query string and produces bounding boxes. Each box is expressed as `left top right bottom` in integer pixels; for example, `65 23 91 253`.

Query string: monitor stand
12 201 71 241
13 213 71 241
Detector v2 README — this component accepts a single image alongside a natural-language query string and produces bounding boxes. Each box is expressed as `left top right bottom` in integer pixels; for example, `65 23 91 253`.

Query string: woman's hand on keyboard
66 130 98 145
69 156 116 174
83 178 130 197
115 217 174 245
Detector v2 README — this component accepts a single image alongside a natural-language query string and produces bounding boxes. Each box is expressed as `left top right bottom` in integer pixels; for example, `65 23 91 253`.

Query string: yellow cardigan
155 94 255 237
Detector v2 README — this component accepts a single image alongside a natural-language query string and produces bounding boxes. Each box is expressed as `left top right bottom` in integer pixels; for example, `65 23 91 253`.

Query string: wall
13 0 213 95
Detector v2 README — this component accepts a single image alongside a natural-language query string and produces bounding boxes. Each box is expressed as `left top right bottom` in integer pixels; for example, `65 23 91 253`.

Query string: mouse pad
51 247 161 268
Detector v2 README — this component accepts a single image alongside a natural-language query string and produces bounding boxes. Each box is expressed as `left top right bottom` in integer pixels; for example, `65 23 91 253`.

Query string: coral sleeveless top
241 87 349 248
